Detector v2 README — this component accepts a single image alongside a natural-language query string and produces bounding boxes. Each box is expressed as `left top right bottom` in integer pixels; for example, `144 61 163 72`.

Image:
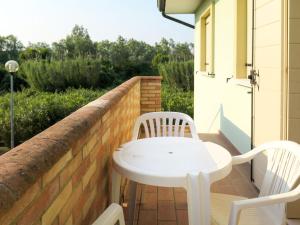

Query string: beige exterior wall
194 0 300 217
251 0 284 189
194 0 251 153
195 0 300 187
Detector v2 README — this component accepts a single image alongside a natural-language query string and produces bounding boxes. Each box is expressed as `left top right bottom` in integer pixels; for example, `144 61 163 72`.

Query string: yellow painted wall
194 0 251 153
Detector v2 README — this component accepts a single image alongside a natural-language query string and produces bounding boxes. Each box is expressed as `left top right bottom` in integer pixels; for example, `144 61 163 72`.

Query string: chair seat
211 193 278 225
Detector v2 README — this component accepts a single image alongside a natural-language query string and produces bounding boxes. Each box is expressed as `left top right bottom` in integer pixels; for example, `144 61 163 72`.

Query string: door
251 0 287 188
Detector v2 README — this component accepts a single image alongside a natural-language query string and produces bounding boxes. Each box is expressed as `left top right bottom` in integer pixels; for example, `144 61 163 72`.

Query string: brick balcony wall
0 76 162 225
140 77 161 114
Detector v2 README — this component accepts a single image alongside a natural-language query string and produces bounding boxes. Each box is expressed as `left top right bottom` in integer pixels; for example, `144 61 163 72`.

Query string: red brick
59 183 82 225
18 178 59 225
72 157 90 188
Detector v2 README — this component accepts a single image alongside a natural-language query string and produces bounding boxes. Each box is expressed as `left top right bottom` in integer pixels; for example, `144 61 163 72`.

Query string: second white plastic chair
211 140 300 225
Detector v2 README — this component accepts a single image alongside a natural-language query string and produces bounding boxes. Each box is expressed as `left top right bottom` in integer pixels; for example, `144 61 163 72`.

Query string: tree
0 35 23 64
52 40 67 60
20 42 52 61
65 25 96 58
51 25 97 59
152 38 194 69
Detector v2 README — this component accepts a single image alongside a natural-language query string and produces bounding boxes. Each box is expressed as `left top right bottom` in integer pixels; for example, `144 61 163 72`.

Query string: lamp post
5 60 19 149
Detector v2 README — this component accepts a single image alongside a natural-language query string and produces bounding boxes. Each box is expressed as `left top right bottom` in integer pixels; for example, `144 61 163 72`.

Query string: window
205 14 211 72
234 0 247 78
200 7 214 75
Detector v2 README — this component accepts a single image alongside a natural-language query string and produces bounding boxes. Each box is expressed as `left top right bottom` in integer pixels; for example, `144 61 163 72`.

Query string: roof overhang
157 0 203 14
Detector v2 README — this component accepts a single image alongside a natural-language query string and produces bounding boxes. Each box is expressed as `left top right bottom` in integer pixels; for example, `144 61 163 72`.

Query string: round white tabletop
113 137 232 187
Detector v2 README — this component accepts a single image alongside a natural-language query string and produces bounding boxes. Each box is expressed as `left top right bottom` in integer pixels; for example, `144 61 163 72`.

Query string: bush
0 88 105 147
158 60 194 91
21 58 116 92
0 66 29 94
162 84 194 117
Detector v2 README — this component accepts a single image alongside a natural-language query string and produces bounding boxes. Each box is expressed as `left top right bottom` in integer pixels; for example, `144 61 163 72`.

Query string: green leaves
0 88 105 147
162 84 194 118
21 58 116 92
158 61 194 91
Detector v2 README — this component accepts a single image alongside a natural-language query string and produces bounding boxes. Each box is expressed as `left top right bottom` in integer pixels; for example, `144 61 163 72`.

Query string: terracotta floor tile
138 210 157 225
174 191 187 209
158 187 174 201
176 210 189 225
174 187 185 193
158 222 177 225
158 200 176 221
144 185 158 193
140 192 157 210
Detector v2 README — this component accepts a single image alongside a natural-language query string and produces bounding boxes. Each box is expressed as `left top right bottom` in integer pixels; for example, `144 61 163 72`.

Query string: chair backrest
92 203 125 225
258 141 300 224
132 112 199 140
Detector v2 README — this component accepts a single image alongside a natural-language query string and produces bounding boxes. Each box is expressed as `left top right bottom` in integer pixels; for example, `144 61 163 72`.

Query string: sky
0 0 194 46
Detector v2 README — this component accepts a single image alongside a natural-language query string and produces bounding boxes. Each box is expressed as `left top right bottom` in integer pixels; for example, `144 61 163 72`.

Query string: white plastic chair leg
186 172 211 225
111 169 121 203
128 181 137 225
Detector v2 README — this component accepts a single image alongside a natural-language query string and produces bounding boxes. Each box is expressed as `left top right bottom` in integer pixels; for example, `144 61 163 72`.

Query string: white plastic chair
92 203 125 225
211 141 300 225
132 111 199 140
126 112 199 225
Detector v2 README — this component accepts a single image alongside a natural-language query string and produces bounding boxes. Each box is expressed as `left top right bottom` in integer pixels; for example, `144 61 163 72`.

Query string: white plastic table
112 137 232 225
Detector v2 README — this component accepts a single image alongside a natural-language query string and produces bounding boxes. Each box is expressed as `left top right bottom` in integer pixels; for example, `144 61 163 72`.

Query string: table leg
111 169 121 203
128 181 137 225
186 172 211 225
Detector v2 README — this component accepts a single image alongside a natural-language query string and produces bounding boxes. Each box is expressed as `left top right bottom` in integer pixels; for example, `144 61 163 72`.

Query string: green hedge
158 60 194 91
0 88 105 147
162 84 194 118
21 58 116 92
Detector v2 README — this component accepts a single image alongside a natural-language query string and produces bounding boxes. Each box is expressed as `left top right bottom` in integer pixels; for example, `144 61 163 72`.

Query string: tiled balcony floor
123 133 258 225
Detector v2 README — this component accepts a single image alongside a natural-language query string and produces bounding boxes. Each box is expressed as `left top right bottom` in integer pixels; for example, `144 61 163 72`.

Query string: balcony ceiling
158 0 203 14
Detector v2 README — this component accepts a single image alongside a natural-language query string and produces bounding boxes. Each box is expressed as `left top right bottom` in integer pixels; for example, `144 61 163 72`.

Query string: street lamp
5 60 19 149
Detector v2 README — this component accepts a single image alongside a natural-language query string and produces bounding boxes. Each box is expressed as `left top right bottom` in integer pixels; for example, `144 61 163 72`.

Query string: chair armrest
92 203 125 225
229 184 300 225
232 146 266 165
232 141 296 165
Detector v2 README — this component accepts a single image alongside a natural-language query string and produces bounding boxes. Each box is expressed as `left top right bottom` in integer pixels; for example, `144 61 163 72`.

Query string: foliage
0 66 28 94
19 42 52 61
152 38 194 69
21 57 116 92
0 26 196 147
1 26 194 92
0 88 105 146
162 84 194 118
0 35 23 64
52 25 97 59
96 37 156 82
158 60 194 91
51 25 96 59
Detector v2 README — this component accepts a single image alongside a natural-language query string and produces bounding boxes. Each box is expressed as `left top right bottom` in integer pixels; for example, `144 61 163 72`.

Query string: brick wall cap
140 76 162 80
